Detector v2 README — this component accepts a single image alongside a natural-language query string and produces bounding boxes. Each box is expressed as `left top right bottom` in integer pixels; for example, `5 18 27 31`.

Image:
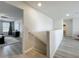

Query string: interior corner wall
24 8 53 32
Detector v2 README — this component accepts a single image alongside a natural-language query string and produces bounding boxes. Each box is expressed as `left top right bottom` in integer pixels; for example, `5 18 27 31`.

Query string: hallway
54 36 79 58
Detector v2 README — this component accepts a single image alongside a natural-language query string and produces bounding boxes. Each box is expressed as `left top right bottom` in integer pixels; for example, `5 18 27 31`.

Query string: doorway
63 19 73 37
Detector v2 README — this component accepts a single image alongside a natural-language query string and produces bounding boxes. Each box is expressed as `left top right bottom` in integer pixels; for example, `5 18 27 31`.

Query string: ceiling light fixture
66 13 70 16
37 2 42 7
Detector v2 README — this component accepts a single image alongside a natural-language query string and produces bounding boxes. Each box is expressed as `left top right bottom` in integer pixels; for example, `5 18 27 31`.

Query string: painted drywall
28 32 47 54
53 19 63 30
73 18 79 36
49 29 63 57
24 8 53 32
0 2 23 21
49 18 63 57
31 32 48 44
64 20 73 36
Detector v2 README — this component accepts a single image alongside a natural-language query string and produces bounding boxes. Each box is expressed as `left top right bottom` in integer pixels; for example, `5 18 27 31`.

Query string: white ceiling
25 1 79 20
0 1 23 21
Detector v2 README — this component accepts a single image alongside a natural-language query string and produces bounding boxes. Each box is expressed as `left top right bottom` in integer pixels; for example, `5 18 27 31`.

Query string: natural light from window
3 22 10 32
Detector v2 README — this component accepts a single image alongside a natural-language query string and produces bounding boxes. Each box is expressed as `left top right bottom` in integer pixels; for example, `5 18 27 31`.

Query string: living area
0 1 23 57
0 20 21 46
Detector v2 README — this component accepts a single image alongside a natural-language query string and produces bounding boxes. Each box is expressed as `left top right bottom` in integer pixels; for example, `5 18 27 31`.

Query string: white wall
0 2 23 21
31 32 48 44
49 29 63 57
24 8 53 32
49 18 63 57
73 18 79 36
53 19 63 30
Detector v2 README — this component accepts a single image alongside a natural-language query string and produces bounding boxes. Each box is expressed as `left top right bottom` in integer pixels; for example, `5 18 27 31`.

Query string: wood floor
0 42 22 58
54 36 79 58
14 49 47 58
0 35 47 58
0 36 22 58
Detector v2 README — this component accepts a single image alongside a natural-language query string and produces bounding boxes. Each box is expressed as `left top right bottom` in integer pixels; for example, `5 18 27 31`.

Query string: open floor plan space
1 1 79 58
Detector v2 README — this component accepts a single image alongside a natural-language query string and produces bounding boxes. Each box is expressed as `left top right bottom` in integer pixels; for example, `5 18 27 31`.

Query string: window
3 22 10 32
